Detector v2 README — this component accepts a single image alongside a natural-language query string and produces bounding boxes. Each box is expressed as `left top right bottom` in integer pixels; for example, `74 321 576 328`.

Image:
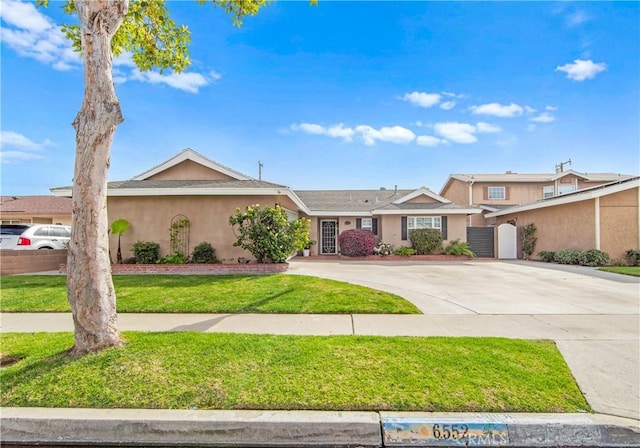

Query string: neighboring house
51 149 481 260
485 176 640 259
0 196 72 225
297 188 481 255
440 171 634 227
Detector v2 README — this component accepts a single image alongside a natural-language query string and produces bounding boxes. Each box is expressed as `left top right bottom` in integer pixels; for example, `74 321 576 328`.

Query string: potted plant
303 240 316 257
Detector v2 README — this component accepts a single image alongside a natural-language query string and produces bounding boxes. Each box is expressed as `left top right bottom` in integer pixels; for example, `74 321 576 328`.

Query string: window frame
487 186 506 200
406 216 441 239
542 185 554 199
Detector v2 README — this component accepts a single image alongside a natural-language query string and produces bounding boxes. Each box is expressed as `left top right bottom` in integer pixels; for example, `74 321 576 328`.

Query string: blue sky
1 0 638 196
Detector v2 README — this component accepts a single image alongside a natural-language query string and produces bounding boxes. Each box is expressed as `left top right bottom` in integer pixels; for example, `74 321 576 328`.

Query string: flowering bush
338 229 376 257
374 241 394 256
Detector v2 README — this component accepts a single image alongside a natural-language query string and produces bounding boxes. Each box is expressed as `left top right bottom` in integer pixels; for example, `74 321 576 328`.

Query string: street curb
1 408 639 447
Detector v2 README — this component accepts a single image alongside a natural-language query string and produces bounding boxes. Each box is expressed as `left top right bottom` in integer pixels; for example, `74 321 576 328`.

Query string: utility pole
258 161 264 181
555 159 572 173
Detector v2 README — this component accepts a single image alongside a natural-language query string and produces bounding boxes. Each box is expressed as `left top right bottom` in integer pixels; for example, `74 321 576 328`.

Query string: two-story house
439 170 633 227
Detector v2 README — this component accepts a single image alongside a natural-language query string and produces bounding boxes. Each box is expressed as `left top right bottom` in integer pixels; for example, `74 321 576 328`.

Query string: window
407 216 441 238
360 218 373 231
543 186 554 199
558 184 576 195
488 186 506 200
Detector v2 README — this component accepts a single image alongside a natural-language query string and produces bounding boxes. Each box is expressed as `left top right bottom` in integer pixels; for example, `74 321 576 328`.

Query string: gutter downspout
594 197 600 250
469 180 474 227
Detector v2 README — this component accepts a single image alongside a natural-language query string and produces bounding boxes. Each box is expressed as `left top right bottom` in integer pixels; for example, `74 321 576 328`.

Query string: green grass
598 266 640 277
0 332 589 413
0 274 420 314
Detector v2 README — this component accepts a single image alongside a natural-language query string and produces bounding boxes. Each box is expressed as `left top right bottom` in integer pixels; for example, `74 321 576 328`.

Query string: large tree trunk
67 0 128 356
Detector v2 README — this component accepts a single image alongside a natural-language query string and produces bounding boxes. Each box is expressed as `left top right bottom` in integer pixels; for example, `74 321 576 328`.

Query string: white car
0 224 32 250
13 224 71 250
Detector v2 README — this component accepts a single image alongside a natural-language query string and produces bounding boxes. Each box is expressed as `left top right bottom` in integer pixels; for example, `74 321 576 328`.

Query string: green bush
443 240 475 258
626 249 640 266
132 241 160 264
157 251 187 264
553 249 582 265
538 251 556 263
577 249 610 267
191 242 217 264
229 204 311 263
409 228 443 255
520 223 537 259
394 246 416 257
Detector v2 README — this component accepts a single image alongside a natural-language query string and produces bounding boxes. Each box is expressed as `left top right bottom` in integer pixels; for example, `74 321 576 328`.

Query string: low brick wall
1 249 67 275
58 262 289 275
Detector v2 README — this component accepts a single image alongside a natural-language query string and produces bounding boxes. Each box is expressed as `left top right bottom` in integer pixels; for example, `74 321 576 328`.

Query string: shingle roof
0 196 72 215
107 179 287 189
449 171 633 183
293 189 413 212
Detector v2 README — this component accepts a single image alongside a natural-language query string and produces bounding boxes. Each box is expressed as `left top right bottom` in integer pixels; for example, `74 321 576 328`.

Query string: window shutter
505 186 510 200
356 218 361 229
441 216 448 240
401 217 407 241
483 186 488 200
372 218 378 236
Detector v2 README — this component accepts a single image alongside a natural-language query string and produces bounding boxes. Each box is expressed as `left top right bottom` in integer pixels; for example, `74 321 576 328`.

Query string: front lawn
598 266 640 277
0 332 589 413
0 274 420 314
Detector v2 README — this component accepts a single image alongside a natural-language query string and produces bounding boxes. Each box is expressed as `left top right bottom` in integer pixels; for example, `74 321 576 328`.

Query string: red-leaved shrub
338 229 376 257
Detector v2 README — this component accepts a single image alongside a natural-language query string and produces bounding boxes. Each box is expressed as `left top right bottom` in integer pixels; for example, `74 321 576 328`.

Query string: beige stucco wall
107 194 300 262
0 214 72 225
146 160 237 181
494 187 639 259
440 179 469 205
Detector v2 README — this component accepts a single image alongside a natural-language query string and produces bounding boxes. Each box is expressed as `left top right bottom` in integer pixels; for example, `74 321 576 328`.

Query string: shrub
409 228 443 255
338 229 376 257
520 223 537 260
374 241 394 256
132 241 160 264
394 246 416 257
626 249 640 266
577 249 610 267
229 204 311 263
443 240 475 258
157 251 187 264
192 242 217 264
553 249 581 265
538 251 556 263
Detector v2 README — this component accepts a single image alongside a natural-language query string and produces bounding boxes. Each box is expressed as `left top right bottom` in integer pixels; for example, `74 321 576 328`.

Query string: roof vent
505 171 516 174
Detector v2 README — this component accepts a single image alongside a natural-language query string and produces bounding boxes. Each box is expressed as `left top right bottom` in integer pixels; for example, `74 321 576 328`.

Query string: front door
320 220 338 255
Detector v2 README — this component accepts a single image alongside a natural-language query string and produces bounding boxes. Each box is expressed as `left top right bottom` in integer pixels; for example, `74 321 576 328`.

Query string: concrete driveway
288 259 640 421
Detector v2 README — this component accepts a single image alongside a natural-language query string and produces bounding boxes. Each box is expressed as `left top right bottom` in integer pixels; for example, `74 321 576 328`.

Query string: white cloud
416 135 448 147
291 123 415 145
0 131 53 150
476 122 502 134
530 112 556 123
440 101 456 110
556 59 607 81
402 91 441 108
545 105 558 111
433 122 478 144
355 125 415 146
470 102 525 118
567 10 590 27
0 1 216 93
0 130 52 164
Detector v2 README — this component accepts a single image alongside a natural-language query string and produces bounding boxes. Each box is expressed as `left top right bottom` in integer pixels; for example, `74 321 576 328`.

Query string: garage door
466 227 495 258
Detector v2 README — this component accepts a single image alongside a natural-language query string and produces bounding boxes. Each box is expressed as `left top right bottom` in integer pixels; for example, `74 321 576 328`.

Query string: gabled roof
392 187 451 204
485 176 640 218
0 195 71 215
294 188 480 216
440 171 634 194
132 148 252 181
